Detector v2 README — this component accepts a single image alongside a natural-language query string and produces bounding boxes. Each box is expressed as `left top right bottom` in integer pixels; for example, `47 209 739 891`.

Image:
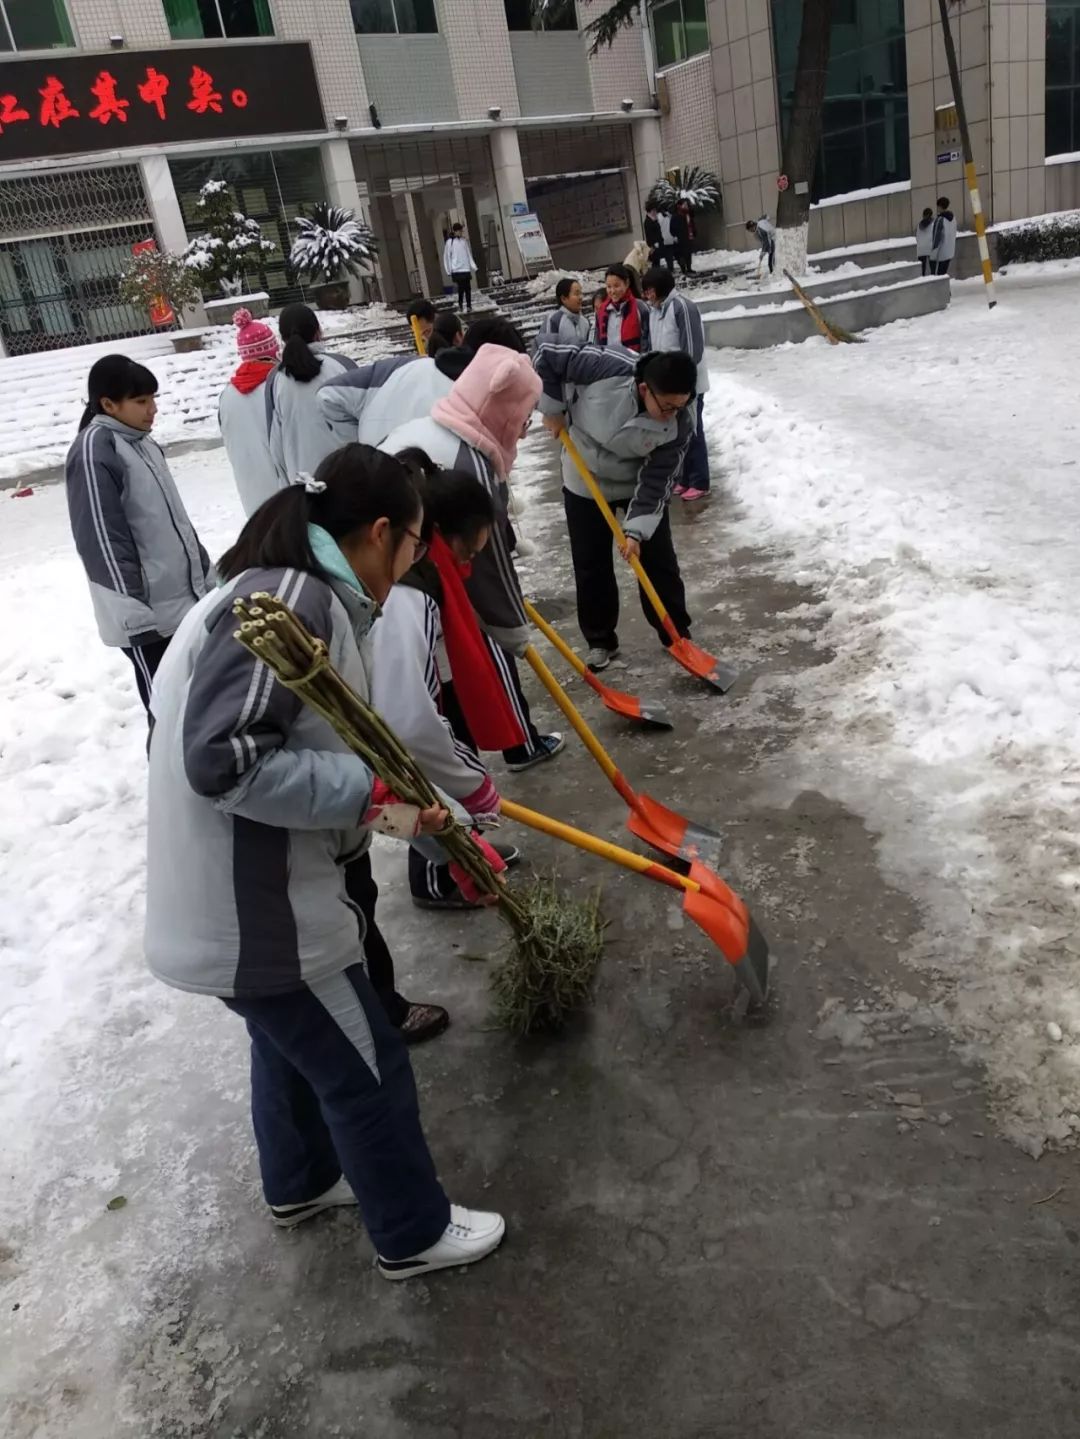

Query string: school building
0 0 1075 354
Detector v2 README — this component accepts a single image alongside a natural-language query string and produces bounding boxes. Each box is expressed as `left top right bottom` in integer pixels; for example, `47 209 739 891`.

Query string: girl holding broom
144 443 506 1280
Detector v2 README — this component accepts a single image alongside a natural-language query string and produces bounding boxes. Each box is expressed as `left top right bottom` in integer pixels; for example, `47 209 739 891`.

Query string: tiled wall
271 0 368 125
658 53 722 177
439 0 520 121
708 0 781 247
581 3 653 113
988 0 1047 221
358 36 459 126
68 0 170 48
510 31 592 117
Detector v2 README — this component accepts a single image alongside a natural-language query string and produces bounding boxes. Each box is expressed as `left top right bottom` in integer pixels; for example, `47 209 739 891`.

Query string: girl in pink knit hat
219 307 281 518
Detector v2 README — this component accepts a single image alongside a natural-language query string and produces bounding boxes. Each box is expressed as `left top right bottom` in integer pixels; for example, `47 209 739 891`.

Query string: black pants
765 239 776 274
649 244 676 270
122 636 170 714
486 636 546 766
223 964 449 1261
453 271 472 309
563 487 691 653
933 258 951 276
408 681 476 902
676 245 694 275
682 395 710 493
920 256 931 276
344 853 409 1027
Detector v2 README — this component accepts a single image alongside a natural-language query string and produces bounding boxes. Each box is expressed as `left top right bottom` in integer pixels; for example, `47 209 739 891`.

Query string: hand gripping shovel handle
500 798 770 1002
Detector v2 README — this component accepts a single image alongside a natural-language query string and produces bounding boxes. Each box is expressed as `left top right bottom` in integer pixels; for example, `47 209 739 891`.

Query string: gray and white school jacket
536 307 591 347
145 563 445 999
931 210 958 263
218 378 281 518
533 341 694 544
378 416 530 655
268 346 356 481
316 354 453 449
65 417 211 648
648 291 711 394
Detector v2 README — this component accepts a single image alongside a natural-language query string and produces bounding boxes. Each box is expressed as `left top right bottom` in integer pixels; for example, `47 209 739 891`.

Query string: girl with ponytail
146 442 507 1281
267 302 358 483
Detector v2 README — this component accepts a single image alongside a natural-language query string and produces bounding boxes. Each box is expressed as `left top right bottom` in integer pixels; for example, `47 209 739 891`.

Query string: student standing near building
533 343 697 673
268 303 356 481
642 266 711 501
670 200 696 274
144 444 506 1279
930 196 957 275
537 277 591 345
644 205 673 268
65 355 211 715
746 214 777 275
915 207 935 275
443 223 478 312
596 264 651 354
380 345 563 772
218 308 281 518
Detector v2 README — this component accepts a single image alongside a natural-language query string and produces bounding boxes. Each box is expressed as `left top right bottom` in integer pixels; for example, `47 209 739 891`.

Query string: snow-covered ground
708 257 1080 1156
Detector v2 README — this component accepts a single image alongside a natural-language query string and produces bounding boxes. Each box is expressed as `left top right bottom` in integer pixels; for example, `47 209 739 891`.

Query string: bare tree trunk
775 0 834 276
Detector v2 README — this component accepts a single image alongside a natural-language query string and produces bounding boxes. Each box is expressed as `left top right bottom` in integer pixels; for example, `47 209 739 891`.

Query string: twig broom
232 594 605 1035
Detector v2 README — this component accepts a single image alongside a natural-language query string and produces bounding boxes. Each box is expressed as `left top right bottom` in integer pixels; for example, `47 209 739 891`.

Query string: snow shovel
501 798 770 1004
524 598 672 731
524 644 724 867
559 432 738 694
409 315 427 355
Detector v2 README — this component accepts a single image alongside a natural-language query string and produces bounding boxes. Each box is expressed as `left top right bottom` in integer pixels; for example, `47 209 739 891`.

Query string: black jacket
644 214 663 247
670 210 693 247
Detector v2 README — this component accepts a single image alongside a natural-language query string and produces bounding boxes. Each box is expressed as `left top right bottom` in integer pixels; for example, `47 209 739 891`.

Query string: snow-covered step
700 262 923 320
703 273 951 349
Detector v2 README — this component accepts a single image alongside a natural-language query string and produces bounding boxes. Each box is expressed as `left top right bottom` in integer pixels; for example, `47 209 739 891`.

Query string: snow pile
524 267 602 299
706 260 1080 1156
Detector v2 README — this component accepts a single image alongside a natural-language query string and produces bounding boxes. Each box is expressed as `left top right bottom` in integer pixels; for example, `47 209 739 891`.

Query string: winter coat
536 306 591 348
670 209 695 249
915 217 935 258
145 537 448 1000
443 236 477 275
379 348 541 657
65 417 211 649
598 296 651 354
369 584 491 802
316 354 455 449
648 291 711 394
533 341 694 543
643 214 663 248
219 378 280 518
268 345 356 482
931 210 957 263
755 215 776 257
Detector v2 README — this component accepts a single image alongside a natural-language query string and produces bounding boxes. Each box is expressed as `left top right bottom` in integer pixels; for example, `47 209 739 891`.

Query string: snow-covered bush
118 247 202 319
182 179 276 296
289 203 378 284
647 166 722 214
996 211 1080 266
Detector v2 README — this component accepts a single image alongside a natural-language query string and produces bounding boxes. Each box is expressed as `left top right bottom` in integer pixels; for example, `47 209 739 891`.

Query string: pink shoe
672 484 687 497
680 487 709 501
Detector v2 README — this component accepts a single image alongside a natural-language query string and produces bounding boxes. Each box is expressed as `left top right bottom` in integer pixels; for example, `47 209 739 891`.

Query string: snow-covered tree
118 247 202 320
646 167 722 214
288 203 378 285
182 179 276 296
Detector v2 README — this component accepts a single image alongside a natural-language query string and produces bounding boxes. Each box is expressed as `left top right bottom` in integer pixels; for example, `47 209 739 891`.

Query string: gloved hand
363 778 448 840
449 832 507 905
461 774 501 824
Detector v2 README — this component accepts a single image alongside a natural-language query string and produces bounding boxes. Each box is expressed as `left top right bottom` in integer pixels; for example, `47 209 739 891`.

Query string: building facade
0 0 663 354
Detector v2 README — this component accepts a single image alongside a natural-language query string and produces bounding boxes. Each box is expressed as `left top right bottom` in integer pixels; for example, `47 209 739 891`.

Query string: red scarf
596 296 643 351
230 359 275 395
428 532 525 752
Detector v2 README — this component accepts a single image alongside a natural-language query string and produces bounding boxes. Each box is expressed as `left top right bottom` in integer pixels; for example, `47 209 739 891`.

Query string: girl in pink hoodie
380 345 563 773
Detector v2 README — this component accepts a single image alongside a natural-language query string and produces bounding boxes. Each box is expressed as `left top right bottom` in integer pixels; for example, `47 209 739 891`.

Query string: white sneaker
377 1204 506 1281
586 646 619 672
269 1176 358 1229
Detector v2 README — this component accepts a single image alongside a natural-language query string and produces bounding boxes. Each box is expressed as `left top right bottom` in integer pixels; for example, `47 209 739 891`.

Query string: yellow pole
937 0 996 309
524 645 621 786
524 599 590 681
409 315 427 355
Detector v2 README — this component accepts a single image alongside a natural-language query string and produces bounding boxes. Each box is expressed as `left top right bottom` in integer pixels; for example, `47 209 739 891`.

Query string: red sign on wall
0 43 324 164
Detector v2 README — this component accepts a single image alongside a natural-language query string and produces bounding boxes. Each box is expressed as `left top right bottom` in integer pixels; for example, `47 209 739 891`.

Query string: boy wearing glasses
533 342 697 673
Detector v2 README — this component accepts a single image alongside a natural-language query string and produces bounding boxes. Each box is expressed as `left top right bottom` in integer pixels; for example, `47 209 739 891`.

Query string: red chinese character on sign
39 76 80 128
138 67 170 121
89 71 130 126
231 88 248 109
187 66 222 116
0 94 29 133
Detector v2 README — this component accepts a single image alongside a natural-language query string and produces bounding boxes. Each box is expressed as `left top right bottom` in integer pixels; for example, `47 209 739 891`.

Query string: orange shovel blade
581 667 673 730
668 636 739 694
682 861 771 1003
626 793 724 867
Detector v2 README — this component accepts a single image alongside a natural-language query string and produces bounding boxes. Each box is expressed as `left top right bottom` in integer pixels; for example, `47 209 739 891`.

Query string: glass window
504 0 576 29
163 0 273 40
351 0 438 33
0 0 74 50
652 0 710 68
772 0 909 200
1047 2 1080 156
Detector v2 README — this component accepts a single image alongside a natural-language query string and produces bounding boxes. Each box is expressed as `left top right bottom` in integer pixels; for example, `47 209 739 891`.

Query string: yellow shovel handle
524 645 619 785
524 599 587 681
559 431 673 629
500 798 698 896
409 315 427 355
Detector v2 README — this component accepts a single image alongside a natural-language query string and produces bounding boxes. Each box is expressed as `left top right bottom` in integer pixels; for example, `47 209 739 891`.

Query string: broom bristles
490 878 606 1036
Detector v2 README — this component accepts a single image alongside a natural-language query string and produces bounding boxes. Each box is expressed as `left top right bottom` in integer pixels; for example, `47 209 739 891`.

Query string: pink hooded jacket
431 345 541 482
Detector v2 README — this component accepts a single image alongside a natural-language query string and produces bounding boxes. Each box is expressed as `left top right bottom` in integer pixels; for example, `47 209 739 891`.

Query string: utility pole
936 0 996 308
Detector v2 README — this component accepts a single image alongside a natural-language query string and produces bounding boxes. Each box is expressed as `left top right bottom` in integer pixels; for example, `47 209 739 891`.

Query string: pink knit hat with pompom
234 307 279 362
